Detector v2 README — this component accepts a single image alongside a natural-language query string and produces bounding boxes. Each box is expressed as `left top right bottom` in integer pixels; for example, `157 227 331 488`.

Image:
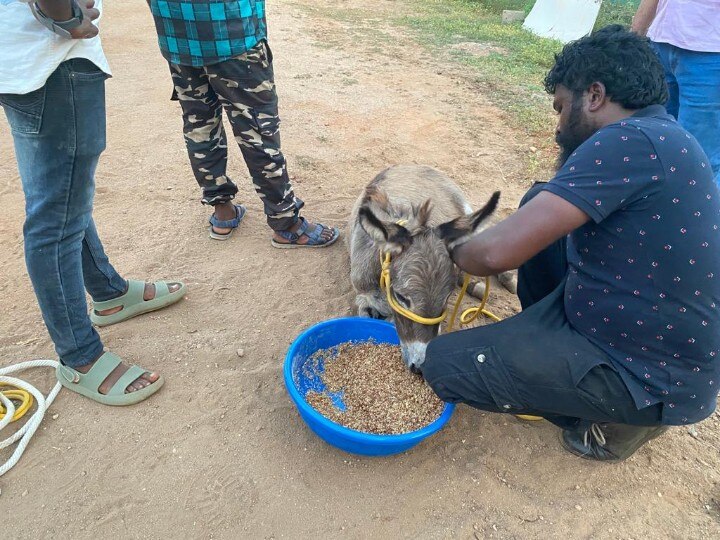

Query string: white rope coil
0 360 60 477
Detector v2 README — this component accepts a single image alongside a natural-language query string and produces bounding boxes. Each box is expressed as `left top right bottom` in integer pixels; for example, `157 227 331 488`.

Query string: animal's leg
456 272 517 298
497 270 517 294
457 274 487 300
356 292 392 320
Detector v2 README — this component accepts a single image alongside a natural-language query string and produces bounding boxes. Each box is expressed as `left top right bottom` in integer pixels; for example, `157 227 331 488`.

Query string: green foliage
595 0 641 29
399 0 561 135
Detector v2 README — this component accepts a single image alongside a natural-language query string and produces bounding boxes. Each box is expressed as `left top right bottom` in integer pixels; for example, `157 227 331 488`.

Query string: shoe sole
90 284 187 327
270 228 340 249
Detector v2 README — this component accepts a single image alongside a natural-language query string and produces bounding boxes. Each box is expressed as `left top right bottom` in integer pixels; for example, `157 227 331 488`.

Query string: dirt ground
1 0 719 538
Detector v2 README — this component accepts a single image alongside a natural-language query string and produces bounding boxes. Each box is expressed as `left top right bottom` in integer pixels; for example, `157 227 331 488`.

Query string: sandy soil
1 0 719 538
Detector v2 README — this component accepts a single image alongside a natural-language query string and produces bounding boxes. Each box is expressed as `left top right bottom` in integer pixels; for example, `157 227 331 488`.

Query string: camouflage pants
169 40 302 230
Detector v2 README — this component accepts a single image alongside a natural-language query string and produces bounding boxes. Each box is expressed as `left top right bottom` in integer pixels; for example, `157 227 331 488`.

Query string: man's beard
555 98 597 170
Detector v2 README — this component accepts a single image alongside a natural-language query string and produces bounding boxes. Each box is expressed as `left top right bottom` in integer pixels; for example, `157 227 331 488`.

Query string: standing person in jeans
147 0 339 246
632 0 720 182
0 0 185 405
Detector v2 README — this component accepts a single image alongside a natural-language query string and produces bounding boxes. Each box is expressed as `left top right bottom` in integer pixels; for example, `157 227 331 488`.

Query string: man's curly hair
544 25 668 109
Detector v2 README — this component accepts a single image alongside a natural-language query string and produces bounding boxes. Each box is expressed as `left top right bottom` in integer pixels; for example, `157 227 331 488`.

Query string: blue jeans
0 59 127 368
652 42 720 182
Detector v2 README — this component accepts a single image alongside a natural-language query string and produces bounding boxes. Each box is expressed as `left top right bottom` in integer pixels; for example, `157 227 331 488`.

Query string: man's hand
70 0 100 39
36 0 100 39
452 191 590 277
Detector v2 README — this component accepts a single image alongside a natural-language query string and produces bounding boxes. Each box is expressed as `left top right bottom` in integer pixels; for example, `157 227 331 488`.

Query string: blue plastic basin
283 317 455 456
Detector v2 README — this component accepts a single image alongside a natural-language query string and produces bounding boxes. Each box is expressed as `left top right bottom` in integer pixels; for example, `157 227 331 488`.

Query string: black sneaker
561 422 669 462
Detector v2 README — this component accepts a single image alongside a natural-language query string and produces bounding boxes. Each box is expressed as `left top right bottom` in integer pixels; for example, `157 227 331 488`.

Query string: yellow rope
0 387 33 422
380 252 501 329
380 250 543 422
446 274 501 332
380 253 448 325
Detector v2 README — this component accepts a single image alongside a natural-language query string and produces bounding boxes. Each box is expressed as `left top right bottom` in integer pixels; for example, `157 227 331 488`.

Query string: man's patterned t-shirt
543 105 720 425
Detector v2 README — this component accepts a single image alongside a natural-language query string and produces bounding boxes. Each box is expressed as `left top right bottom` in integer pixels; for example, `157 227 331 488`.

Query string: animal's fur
347 164 505 369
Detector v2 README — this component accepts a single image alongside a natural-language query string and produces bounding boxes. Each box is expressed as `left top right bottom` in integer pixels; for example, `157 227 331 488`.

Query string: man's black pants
423 184 663 430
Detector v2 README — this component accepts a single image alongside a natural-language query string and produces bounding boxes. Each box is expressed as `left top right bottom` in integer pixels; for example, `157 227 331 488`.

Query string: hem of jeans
91 278 129 303
83 233 128 301
60 340 105 369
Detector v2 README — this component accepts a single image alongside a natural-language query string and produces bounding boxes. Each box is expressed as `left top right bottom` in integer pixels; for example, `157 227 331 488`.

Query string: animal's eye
394 291 411 308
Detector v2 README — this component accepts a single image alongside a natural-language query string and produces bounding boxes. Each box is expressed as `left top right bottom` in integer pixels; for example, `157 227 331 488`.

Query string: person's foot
74 353 159 394
96 282 183 317
561 422 668 462
211 201 239 235
272 217 338 246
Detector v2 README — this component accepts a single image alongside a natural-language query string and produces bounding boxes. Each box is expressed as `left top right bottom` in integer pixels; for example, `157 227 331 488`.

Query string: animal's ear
436 191 500 251
358 206 412 255
362 184 390 209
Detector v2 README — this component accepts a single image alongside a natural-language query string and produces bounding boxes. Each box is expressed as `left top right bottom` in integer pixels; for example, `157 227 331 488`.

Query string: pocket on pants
251 109 280 139
429 344 527 411
575 364 620 405
67 60 110 85
225 40 274 81
471 346 527 411
262 40 274 64
0 86 47 135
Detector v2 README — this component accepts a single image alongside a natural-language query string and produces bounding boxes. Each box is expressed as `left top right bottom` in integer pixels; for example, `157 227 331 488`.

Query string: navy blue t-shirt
543 105 720 425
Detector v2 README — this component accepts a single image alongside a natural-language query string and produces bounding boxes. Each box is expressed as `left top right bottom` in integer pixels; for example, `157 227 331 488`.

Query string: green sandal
90 279 186 327
56 352 164 406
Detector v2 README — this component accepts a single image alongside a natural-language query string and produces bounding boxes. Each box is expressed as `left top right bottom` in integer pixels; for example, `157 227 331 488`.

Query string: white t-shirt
0 0 111 95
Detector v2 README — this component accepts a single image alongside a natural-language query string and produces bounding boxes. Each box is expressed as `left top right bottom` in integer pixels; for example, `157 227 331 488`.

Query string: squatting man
423 26 720 462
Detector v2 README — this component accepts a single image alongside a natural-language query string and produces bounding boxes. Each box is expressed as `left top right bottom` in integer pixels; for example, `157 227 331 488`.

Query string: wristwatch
26 0 84 39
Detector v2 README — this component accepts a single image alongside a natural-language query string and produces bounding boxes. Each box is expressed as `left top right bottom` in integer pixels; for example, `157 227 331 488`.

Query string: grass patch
395 0 641 143
596 0 640 28
458 0 535 14
399 0 561 136
450 0 640 29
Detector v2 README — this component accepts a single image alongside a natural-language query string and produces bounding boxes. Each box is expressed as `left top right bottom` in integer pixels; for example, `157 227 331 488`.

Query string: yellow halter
380 252 448 325
377 218 500 328
379 252 501 330
379 247 540 422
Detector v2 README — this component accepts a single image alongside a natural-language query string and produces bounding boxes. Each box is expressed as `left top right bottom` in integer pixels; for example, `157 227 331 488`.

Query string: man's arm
452 191 590 277
631 0 660 36
33 0 100 39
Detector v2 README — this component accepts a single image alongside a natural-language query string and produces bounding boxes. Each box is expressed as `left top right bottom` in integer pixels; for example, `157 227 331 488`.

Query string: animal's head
358 186 500 371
